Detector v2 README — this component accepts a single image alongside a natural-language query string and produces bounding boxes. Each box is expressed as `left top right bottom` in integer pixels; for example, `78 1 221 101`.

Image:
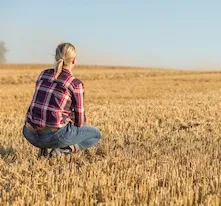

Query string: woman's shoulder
68 77 84 90
39 68 54 76
37 68 54 80
72 78 83 86
43 68 54 74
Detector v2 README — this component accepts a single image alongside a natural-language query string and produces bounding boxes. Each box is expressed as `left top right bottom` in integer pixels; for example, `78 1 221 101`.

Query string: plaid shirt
26 68 86 128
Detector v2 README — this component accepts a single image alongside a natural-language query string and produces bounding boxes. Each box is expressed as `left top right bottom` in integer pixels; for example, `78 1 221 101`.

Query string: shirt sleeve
72 82 86 127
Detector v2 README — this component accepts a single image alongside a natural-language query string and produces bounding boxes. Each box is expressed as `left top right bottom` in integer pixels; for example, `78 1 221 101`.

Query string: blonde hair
54 43 76 79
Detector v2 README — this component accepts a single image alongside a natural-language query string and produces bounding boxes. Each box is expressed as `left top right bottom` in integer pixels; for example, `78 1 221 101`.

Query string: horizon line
0 63 221 72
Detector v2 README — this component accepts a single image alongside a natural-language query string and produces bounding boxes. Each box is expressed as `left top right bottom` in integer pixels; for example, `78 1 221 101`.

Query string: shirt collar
62 68 72 75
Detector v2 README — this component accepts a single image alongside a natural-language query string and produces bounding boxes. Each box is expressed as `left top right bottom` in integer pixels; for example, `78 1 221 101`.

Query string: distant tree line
0 41 7 64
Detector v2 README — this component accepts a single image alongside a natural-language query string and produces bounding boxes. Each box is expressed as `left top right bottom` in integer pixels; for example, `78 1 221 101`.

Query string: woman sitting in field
22 43 102 157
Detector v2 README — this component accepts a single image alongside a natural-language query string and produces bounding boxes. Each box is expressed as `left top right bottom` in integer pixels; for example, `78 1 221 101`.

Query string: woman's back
26 68 85 128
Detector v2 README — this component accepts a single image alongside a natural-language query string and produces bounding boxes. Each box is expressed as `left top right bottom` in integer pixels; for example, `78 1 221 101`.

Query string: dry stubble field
0 64 221 206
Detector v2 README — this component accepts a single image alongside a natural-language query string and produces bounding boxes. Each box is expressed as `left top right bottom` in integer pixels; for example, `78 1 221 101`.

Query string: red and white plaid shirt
26 68 86 128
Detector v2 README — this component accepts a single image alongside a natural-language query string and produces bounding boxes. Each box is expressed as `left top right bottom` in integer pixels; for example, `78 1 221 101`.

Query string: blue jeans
22 122 102 150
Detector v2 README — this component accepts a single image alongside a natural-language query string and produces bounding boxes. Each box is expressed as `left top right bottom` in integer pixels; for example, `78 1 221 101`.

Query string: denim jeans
22 122 102 150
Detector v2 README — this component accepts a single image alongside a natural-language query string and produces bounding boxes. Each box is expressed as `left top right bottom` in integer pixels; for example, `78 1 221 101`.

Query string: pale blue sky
1 0 221 69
